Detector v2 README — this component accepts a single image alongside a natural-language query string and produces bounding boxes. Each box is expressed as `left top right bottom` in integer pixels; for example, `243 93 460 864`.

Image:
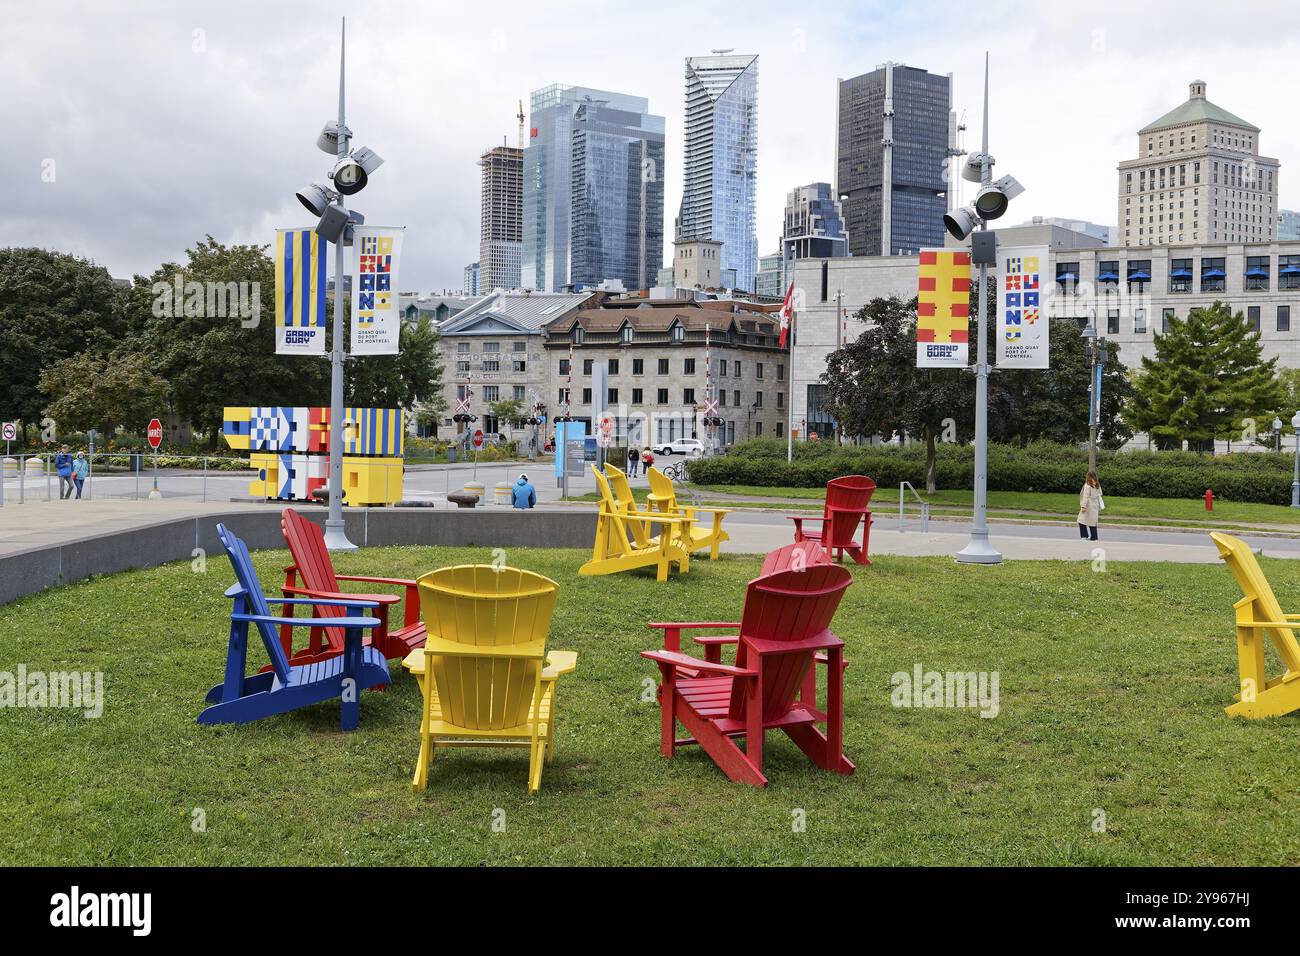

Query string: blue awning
1097 271 1119 281
1203 269 1226 279
1245 268 1269 277
1055 272 1078 282
1128 271 1151 281
1170 268 1192 278
1282 265 1300 275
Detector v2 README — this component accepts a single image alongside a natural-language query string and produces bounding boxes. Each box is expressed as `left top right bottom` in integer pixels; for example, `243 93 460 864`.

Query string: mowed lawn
2 544 1299 866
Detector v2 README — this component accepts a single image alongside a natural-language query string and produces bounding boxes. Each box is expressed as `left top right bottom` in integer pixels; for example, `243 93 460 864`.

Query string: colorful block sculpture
222 405 404 505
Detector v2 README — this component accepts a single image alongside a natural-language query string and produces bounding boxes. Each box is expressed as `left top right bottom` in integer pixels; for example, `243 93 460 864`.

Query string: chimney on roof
1190 80 1206 99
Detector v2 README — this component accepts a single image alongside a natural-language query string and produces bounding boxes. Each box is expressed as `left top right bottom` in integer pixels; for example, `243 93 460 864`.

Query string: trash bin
130 451 144 472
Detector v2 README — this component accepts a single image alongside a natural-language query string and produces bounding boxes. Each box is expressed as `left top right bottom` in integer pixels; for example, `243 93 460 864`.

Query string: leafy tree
487 397 524 429
0 248 128 441
39 350 170 437
345 314 444 410
822 295 973 492
1124 302 1283 451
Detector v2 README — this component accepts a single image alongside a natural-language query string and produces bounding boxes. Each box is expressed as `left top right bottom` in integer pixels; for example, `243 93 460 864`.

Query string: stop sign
147 418 163 450
472 429 484 448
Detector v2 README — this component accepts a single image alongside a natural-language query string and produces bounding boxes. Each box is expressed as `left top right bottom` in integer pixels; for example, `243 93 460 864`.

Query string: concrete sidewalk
0 494 1264 564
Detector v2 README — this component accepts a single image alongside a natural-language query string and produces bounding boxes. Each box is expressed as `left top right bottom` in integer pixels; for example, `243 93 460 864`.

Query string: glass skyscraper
522 85 665 292
837 63 951 257
678 54 758 292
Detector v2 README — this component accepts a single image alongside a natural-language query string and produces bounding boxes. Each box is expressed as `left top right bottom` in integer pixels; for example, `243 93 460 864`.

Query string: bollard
1205 488 1215 511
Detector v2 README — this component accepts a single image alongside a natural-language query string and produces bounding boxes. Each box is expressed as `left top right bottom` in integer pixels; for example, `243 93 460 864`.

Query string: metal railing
898 481 931 532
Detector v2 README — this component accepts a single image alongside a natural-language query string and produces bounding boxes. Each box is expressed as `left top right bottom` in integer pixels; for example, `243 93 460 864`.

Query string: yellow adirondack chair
579 466 691 581
404 564 577 793
646 466 730 560
604 463 661 550
1210 532 1300 719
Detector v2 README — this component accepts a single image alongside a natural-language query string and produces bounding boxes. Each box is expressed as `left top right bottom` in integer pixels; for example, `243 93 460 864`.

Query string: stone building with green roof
1118 81 1278 248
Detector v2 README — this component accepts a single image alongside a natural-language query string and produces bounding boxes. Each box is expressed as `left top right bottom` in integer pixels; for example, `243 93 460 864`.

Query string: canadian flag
778 281 795 348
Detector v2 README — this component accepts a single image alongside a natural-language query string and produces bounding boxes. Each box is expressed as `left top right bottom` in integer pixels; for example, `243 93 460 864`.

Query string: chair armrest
233 612 380 629
787 515 824 524
334 574 418 587
641 649 756 678
422 635 546 660
281 585 399 605
647 621 741 631
693 635 739 647
541 650 578 679
745 631 843 656
265 596 381 610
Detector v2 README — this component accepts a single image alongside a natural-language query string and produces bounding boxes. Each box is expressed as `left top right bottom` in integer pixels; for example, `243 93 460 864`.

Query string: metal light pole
1291 411 1300 507
323 19 356 551
955 56 1001 565
1273 417 1283 454
1081 322 1106 474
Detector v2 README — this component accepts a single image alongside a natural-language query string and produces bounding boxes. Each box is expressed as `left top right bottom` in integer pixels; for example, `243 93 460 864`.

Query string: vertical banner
274 228 328 355
351 226 405 355
997 245 1050 368
917 249 970 367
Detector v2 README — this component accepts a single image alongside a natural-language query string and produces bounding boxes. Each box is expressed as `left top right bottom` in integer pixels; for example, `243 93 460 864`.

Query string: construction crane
517 99 525 149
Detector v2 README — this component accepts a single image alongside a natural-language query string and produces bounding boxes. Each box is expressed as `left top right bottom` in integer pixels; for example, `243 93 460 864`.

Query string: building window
754 391 763 408
1134 310 1148 334
755 422 763 436
457 342 470 353
756 362 764 379
1200 257 1226 293
719 391 726 407
1248 306 1261 332
572 326 585 344
482 360 499 372
483 386 499 402
632 358 644 375
670 323 684 343
1162 308 1175 332
777 364 785 381
733 389 740 406
620 325 633 344
1281 255 1300 291
718 359 727 377
1246 256 1270 291
512 341 526 352
1128 260 1151 290
1279 306 1291 332
513 360 527 372
684 388 696 404
583 359 593 375
483 342 499 353
1056 262 1079 288
581 388 592 404
658 358 669 374
821 261 829 302
733 361 741 377
777 391 784 409
456 361 470 373
1170 258 1192 293
558 388 570 405
1107 309 1120 335
631 388 644 404
608 359 619 375
1097 260 1120 285
656 388 668 405
559 359 570 375
608 388 618 404
684 358 696 374
513 385 526 401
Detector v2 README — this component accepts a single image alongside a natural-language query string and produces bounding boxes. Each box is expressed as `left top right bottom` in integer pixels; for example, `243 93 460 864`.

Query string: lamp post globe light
946 54 1023 566
1291 410 1300 508
294 16 385 551
1274 417 1284 454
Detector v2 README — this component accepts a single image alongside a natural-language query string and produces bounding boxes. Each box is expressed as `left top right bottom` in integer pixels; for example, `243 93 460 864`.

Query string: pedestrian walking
1077 470 1103 541
55 444 75 500
641 447 654 472
71 451 89 499
511 473 536 510
627 445 640 477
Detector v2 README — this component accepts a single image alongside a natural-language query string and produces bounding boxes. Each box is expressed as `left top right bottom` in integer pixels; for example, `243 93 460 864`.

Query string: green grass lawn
2 545 1298 865
695 484 1300 529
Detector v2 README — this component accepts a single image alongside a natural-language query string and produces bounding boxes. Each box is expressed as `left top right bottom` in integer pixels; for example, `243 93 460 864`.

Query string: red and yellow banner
917 249 970 367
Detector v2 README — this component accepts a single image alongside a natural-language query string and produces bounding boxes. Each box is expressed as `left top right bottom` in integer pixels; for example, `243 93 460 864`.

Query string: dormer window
670 323 684 343
572 325 585 344
620 323 633 344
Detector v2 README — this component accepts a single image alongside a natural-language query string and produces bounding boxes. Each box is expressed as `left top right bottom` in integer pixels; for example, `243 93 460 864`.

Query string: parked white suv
653 438 705 457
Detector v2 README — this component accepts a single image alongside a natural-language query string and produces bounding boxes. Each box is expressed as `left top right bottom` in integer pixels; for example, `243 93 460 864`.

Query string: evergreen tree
1125 302 1283 451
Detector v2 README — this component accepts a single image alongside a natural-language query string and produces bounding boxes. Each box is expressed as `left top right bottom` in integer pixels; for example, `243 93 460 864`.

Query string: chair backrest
646 467 677 510
217 523 292 685
730 563 853 722
604 463 634 509
823 475 876 547
417 565 559 731
282 508 341 593
761 540 830 576
1211 531 1300 672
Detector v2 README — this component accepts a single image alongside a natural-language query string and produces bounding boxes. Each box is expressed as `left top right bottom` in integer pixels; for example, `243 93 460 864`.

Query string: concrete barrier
0 507 597 607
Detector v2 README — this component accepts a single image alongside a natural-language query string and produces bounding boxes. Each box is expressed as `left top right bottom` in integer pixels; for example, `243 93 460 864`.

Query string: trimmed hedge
693 440 1297 504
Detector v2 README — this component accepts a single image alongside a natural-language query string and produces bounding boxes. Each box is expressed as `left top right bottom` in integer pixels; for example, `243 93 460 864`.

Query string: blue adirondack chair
198 523 391 729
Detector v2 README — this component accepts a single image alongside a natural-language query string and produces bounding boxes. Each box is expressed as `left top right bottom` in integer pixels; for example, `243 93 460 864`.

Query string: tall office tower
836 63 952 257
1117 81 1279 247
782 183 848 260
678 53 759 291
463 261 480 296
478 142 523 291
1280 210 1300 242
522 84 665 292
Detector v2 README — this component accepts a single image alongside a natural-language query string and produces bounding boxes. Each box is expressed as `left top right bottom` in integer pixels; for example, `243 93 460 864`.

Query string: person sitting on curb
511 473 536 510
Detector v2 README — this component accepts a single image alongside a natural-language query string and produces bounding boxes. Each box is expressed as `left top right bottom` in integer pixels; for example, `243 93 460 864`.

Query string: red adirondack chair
789 475 875 566
642 561 855 787
761 539 832 576
275 508 426 664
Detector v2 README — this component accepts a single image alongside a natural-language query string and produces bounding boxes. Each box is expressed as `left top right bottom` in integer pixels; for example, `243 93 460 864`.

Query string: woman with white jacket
1077 470 1103 541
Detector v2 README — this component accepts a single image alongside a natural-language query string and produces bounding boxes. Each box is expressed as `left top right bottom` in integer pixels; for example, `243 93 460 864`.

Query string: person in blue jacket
71 451 90 499
55 444 75 500
511 473 536 509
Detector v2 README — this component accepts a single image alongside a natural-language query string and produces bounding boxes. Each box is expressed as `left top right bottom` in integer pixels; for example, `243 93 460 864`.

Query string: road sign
472 429 484 448
1 422 15 442
454 395 471 414
596 431 611 448
599 417 612 435
147 419 163 450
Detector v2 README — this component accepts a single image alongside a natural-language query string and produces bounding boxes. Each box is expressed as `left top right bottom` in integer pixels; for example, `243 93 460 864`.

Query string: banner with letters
916 249 970 367
274 228 328 355
350 226 405 356
996 245 1050 369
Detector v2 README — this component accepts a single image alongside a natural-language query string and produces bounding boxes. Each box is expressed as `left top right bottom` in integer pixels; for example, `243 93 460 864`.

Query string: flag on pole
916 249 970 367
274 228 328 355
778 281 795 348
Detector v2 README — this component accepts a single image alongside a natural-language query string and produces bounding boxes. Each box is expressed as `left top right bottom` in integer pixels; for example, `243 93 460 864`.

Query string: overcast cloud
4 0 1299 291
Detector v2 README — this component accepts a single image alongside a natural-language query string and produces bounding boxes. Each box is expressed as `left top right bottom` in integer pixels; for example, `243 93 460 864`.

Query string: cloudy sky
5 0 1299 291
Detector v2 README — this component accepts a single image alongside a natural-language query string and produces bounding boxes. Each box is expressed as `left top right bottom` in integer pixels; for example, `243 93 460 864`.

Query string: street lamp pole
1291 411 1300 507
323 18 356 551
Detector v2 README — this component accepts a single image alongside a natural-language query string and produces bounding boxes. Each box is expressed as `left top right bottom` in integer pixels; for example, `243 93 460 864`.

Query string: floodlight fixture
942 205 980 241
295 182 337 216
972 174 1025 221
962 151 993 183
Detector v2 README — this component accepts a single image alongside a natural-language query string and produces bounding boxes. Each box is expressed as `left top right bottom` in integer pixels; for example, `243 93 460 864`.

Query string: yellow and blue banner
275 227 328 355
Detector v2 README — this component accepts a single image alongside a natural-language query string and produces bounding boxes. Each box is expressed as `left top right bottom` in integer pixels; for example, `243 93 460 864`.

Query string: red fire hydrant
1205 488 1215 511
